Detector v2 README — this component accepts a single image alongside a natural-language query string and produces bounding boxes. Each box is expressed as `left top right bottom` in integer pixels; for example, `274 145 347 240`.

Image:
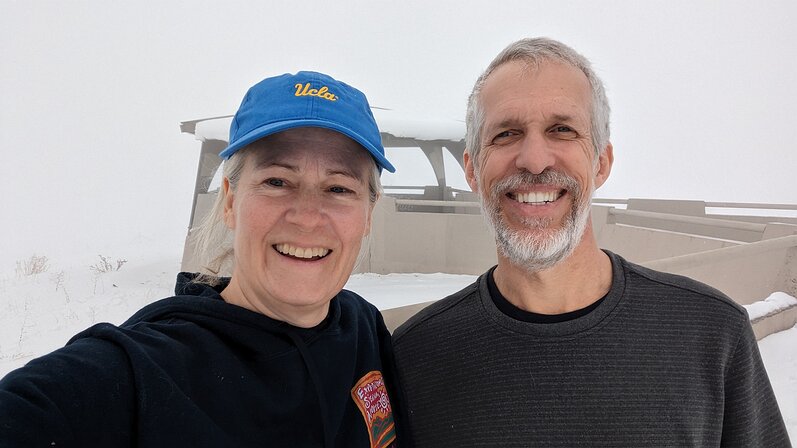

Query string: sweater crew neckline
478 250 627 338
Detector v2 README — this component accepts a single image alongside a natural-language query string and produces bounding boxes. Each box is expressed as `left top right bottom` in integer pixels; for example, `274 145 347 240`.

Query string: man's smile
507 189 565 205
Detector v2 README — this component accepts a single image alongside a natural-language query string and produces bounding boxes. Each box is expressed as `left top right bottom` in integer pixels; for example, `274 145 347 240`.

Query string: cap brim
219 119 396 173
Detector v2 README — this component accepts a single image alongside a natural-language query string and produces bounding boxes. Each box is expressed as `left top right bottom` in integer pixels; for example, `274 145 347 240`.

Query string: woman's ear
364 197 378 237
222 177 236 230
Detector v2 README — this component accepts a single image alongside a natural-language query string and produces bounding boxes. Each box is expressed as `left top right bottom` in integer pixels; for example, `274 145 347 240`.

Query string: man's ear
593 143 614 189
463 151 479 192
222 177 236 230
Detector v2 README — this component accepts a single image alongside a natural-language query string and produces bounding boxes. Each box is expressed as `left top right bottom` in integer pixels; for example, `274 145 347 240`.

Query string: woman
0 71 399 448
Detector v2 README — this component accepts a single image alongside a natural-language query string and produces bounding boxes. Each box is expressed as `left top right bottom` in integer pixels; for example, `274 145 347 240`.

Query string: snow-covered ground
0 254 794 441
759 324 797 440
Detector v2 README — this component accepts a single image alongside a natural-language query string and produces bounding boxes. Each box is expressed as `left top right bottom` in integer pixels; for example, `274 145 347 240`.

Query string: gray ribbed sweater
392 251 790 447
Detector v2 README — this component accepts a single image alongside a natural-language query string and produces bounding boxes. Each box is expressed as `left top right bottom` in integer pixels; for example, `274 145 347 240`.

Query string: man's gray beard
478 169 593 272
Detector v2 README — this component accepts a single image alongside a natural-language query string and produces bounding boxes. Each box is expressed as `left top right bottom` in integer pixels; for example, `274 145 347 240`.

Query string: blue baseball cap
219 71 395 173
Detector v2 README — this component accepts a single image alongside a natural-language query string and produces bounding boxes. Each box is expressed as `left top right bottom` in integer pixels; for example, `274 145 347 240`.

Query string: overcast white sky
1 0 796 271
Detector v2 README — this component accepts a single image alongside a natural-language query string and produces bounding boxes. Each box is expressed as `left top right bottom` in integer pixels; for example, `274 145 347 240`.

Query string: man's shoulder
392 277 482 343
616 252 747 317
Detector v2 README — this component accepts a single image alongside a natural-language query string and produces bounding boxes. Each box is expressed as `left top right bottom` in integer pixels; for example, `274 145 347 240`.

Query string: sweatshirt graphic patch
351 370 396 448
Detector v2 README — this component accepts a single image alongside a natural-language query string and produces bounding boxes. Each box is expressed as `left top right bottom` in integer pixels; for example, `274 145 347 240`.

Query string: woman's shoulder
338 289 382 316
335 289 391 335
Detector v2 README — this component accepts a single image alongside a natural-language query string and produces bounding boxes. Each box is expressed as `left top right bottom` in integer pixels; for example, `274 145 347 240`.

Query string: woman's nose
284 191 324 230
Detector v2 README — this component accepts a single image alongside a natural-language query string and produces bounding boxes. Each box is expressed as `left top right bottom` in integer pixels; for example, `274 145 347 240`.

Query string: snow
759 325 797 441
345 272 475 310
0 256 794 441
192 116 233 142
0 256 180 377
745 292 797 322
370 109 465 142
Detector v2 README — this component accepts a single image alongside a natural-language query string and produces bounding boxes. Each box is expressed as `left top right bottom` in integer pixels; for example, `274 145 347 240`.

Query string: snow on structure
745 292 797 322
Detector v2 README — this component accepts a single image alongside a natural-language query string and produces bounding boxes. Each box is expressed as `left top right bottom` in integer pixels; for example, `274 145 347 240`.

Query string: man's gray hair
465 37 611 170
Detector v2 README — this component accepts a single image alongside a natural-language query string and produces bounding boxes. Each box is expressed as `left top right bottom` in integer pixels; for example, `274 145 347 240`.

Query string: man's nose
515 133 555 175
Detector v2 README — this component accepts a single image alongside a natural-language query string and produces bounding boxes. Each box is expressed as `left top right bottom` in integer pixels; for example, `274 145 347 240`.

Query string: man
392 38 790 447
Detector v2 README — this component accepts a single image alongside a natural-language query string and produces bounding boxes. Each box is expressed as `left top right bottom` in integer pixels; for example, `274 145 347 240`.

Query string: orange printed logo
294 82 338 101
351 371 396 448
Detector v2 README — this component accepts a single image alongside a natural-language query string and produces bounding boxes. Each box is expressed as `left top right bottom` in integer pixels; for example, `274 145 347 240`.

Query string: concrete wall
354 199 795 278
609 208 766 242
594 211 740 264
355 197 497 275
642 236 797 305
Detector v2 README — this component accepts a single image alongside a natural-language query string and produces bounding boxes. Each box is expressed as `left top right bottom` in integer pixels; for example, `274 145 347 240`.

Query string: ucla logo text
294 83 337 101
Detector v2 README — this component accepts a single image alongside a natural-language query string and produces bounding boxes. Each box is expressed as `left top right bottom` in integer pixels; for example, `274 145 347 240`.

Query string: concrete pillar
188 140 226 228
420 143 446 188
444 142 467 171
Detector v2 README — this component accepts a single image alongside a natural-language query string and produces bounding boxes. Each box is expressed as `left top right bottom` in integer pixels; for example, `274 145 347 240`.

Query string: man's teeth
515 191 559 204
275 244 330 259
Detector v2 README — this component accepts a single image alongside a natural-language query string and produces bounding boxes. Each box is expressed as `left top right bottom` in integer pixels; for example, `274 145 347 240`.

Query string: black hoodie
0 273 399 448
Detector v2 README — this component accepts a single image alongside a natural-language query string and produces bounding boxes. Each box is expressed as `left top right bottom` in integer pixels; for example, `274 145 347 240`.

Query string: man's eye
552 125 575 133
265 178 285 187
329 186 352 194
492 130 518 143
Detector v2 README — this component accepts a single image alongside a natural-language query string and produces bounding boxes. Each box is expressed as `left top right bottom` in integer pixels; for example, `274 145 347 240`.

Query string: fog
1 0 795 270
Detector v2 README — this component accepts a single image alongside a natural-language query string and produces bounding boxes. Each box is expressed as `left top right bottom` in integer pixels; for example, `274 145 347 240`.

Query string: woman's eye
265 178 285 187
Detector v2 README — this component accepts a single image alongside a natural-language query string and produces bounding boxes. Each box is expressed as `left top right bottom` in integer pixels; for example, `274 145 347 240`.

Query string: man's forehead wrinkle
485 108 584 132
548 112 584 123
494 115 526 130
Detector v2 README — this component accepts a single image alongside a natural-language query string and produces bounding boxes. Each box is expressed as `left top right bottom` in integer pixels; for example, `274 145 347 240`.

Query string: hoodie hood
120 272 342 357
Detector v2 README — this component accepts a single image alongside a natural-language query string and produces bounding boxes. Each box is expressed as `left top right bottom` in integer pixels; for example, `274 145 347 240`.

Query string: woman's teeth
274 244 330 259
